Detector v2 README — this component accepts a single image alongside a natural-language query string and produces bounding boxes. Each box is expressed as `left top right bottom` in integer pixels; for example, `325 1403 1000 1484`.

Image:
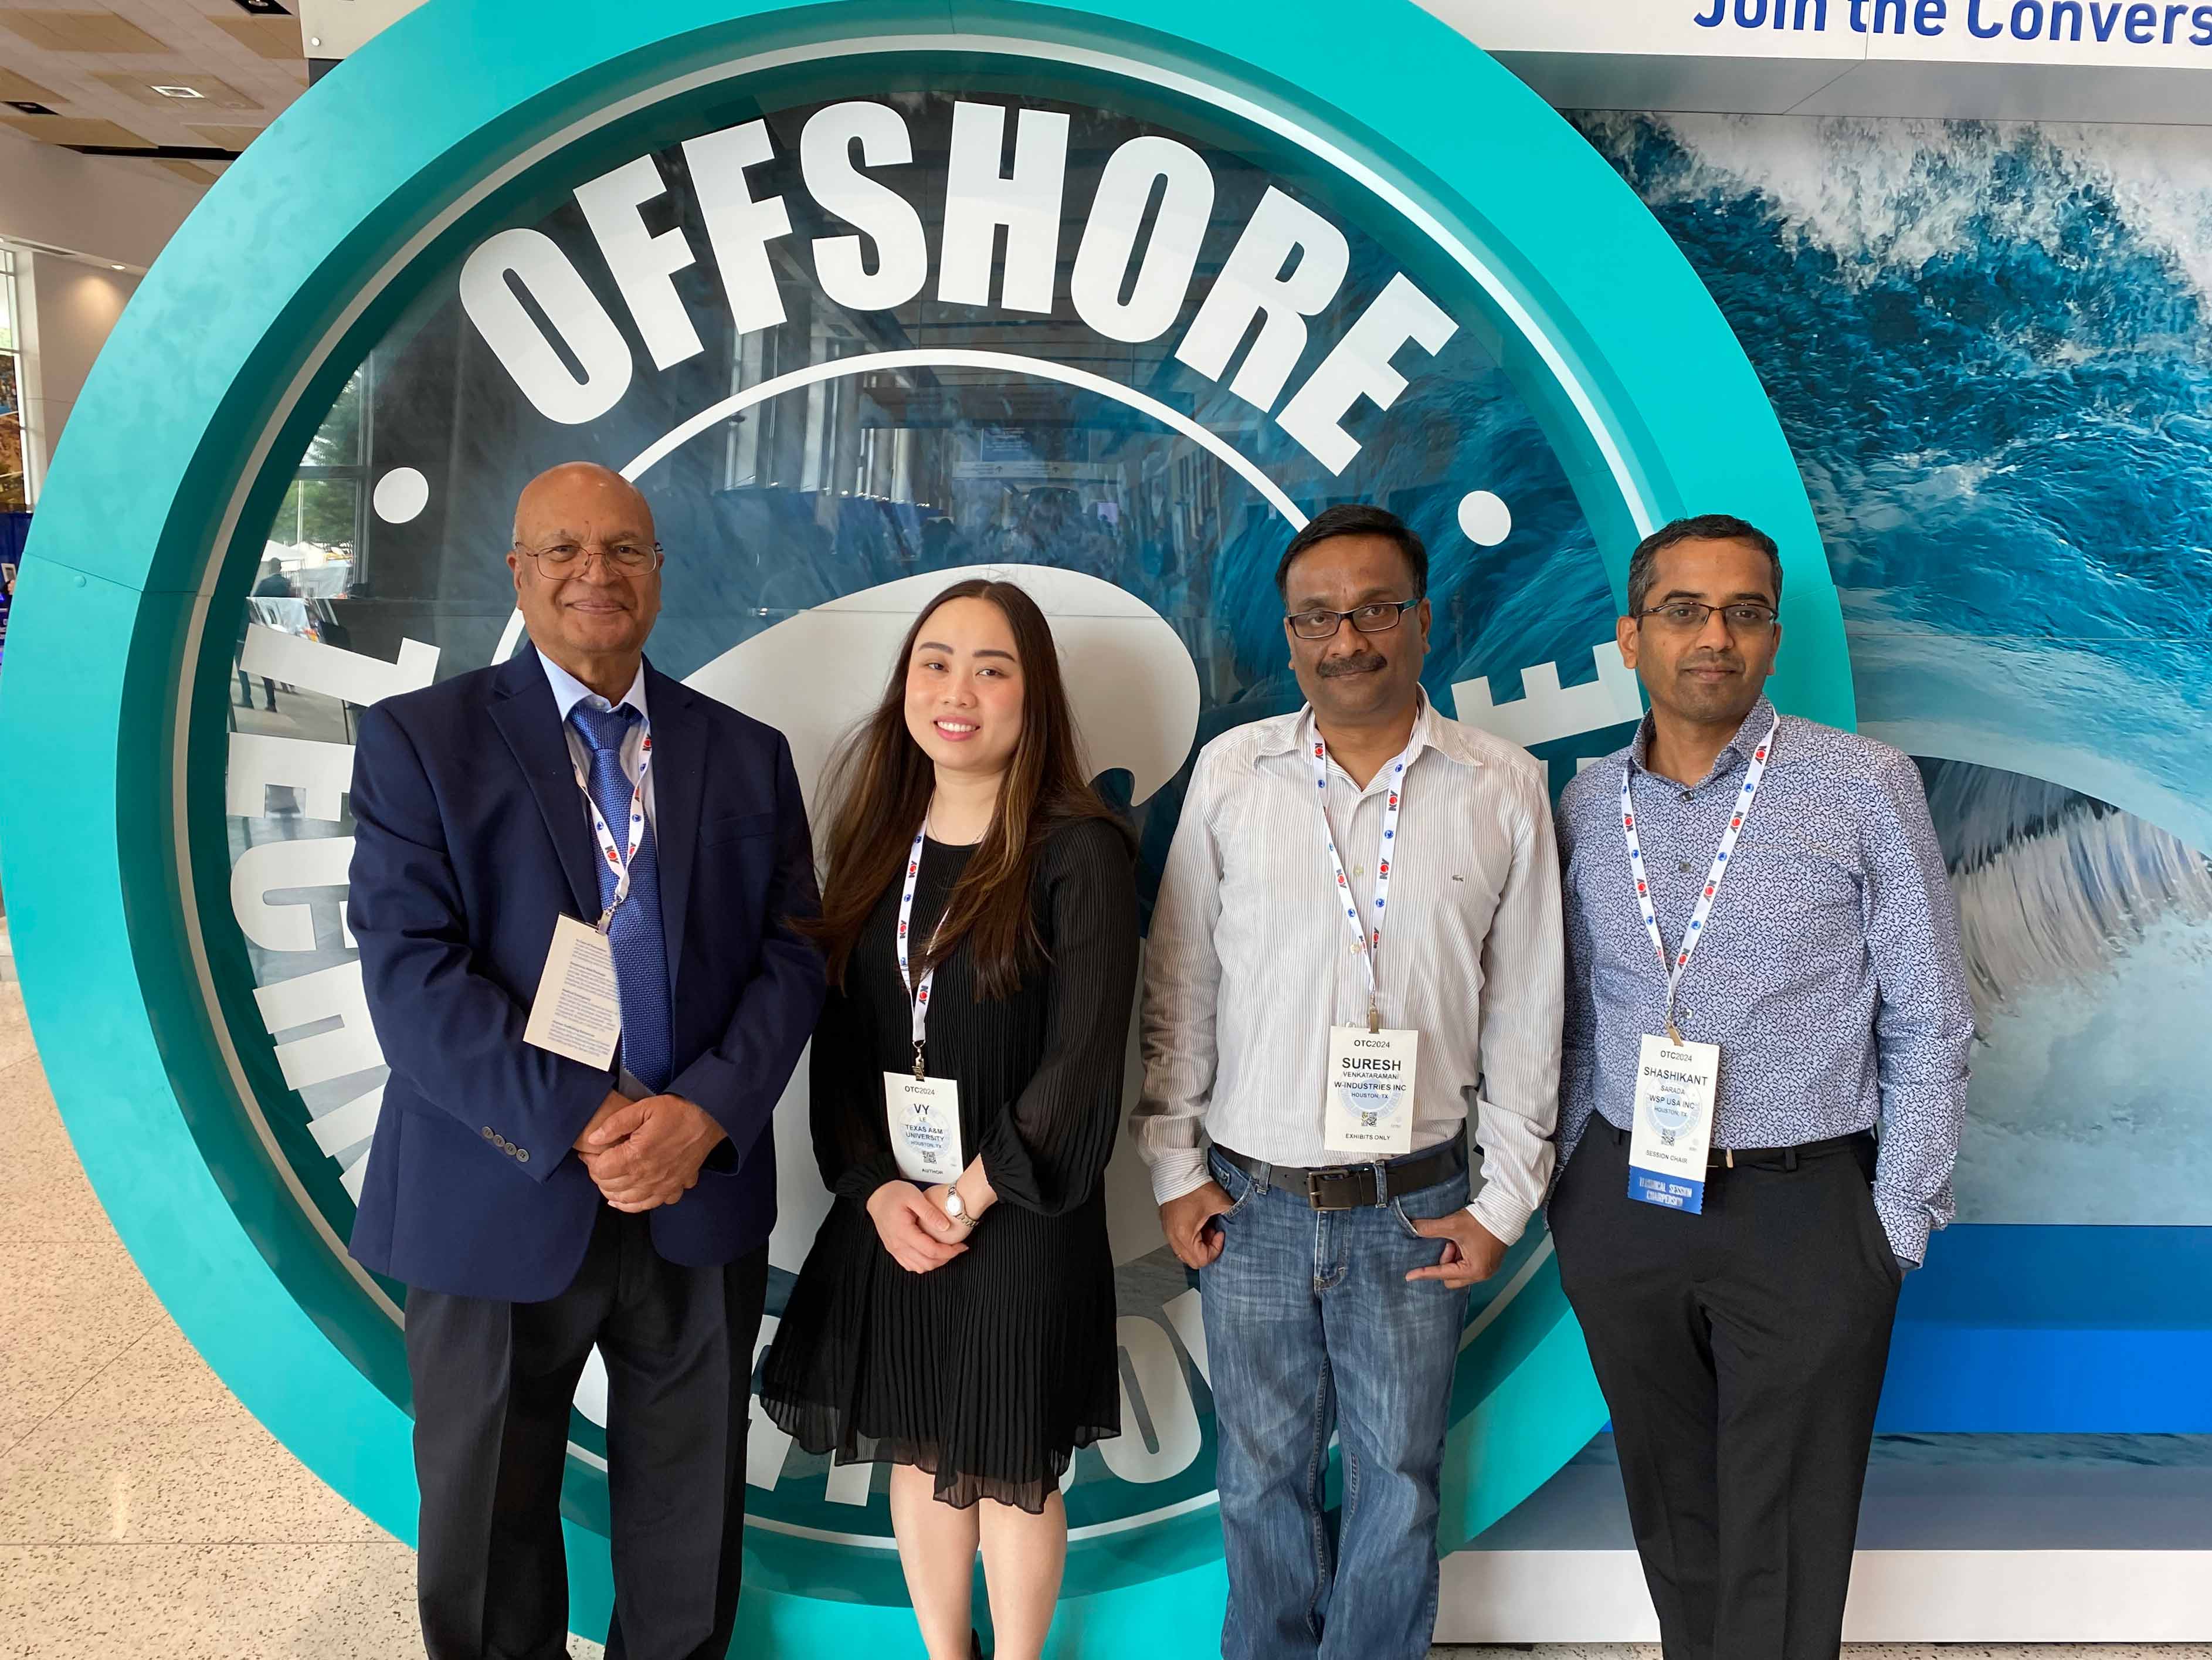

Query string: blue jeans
1200 1146 1471 1660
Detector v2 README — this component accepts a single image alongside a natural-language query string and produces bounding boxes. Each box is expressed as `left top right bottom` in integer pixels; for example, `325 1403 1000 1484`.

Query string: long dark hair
803 579 1121 997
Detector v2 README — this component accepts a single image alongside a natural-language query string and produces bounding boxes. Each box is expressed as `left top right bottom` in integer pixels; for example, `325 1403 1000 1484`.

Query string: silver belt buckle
1306 1166 1362 1209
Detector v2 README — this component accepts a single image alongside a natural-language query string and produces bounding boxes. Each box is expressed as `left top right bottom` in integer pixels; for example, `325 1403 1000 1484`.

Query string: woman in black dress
761 578 1139 1659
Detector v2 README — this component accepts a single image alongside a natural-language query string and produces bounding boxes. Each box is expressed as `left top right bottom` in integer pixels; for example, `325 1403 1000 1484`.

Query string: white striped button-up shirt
1133 699 1565 1245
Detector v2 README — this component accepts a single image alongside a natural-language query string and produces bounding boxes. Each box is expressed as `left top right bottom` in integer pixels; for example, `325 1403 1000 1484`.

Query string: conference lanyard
1309 716 1415 1034
572 714 653 931
1620 712 1780 1041
895 825 939 1078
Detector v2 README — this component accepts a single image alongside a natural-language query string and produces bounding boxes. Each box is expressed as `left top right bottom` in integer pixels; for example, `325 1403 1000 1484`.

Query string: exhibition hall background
0 0 2206 1648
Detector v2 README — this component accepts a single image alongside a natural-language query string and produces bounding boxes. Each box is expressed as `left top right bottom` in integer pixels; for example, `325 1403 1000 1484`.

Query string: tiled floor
0 940 2203 1659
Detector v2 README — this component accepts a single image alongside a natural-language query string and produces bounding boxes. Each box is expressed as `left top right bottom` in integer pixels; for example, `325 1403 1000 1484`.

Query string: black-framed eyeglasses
514 538 665 574
1286 598 1420 641
1634 601 1778 633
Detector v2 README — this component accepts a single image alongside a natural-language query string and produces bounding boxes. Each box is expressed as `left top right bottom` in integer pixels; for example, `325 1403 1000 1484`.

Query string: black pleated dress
760 816 1140 1512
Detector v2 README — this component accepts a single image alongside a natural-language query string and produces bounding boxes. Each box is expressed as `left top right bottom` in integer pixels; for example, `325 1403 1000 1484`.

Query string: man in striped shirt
1134 504 1564 1660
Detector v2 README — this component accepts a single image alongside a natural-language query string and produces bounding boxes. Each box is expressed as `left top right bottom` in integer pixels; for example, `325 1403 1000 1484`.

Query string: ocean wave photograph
1921 757 2212 1224
1578 112 2212 856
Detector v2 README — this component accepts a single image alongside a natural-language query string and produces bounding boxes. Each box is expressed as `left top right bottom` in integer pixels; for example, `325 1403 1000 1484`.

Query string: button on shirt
1555 698 1974 1265
1134 700 1565 1246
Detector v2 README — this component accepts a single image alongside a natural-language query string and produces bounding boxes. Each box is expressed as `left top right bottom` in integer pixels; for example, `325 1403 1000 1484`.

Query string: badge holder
884 1042 964 1185
1324 1000 1419 1156
1626 1027 1716 1212
524 913 623 1068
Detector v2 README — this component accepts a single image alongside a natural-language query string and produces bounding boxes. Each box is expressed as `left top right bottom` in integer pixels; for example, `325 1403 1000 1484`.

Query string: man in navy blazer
348 462 824 1660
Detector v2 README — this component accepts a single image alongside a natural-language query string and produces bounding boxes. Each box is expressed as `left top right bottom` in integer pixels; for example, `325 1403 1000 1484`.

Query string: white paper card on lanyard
883 825 965 1184
524 913 623 1069
1311 719 1420 1156
1618 713 1780 1215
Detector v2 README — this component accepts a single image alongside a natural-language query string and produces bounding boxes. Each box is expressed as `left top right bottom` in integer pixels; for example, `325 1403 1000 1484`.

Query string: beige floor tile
0 1542 613 1658
0 1055 120 1246
0 1242 164 1455
0 1313 389 1545
0 1540 421 1658
0 977 35 1073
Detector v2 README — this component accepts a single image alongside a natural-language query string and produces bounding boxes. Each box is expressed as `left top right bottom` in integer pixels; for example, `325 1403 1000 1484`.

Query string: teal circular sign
0 0 1850 1649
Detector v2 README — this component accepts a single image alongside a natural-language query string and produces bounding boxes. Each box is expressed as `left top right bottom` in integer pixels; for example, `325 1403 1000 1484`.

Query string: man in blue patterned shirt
1549 513 1973 1660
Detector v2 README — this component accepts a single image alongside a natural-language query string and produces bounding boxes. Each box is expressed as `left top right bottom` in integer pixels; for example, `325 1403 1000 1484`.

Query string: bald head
507 462 663 698
512 462 653 548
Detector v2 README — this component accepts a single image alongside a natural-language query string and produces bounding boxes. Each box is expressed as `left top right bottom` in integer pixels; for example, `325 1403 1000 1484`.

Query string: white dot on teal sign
1457 489 1511 546
372 466 430 524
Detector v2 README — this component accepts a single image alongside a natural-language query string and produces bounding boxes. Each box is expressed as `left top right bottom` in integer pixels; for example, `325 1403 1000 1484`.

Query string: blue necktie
568 702 673 1095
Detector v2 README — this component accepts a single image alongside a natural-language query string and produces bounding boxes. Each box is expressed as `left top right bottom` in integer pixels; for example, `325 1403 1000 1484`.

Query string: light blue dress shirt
537 648 654 831
1555 697 1975 1265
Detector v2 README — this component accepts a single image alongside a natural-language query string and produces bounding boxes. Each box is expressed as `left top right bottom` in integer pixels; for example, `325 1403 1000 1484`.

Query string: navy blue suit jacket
346 644 825 1302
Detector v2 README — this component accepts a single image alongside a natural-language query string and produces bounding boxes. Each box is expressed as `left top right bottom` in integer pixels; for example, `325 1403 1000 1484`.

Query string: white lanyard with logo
883 823 964 1184
1618 713 1780 1214
572 719 653 927
1311 719 1421 1156
523 708 653 1073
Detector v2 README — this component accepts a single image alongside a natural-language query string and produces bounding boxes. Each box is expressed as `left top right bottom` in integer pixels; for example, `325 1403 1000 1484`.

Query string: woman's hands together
867 1181 970 1275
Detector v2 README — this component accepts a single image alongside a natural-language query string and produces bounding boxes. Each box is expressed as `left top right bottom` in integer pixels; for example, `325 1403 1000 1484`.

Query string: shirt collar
1629 694 1779 784
539 648 650 728
1259 689 1483 774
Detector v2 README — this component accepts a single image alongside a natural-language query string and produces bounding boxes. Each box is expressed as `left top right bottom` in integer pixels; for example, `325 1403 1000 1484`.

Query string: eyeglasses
514 539 664 574
1286 599 1419 641
1634 601 1778 633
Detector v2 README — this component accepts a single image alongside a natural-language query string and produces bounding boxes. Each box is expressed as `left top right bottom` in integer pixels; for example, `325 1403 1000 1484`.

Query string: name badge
884 1073 963 1184
523 914 622 1069
1324 1025 1419 1156
1627 1032 1718 1213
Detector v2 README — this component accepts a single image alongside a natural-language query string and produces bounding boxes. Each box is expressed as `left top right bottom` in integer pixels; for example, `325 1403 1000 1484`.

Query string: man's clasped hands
572 1090 728 1212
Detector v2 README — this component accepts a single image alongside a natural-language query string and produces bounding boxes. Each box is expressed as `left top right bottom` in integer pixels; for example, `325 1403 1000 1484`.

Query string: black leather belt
1212 1136 1468 1211
1606 1122 1873 1171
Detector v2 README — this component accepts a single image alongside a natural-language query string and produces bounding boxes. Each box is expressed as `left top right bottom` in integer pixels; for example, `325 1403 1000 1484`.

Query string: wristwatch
942 1187 971 1229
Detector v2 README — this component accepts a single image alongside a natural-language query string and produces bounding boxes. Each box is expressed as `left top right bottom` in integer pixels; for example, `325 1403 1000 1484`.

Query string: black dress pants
404 1206 770 1660
1549 1122 1902 1660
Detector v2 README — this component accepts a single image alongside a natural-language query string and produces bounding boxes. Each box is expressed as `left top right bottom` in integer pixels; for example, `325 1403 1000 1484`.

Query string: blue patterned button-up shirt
1555 697 1974 1265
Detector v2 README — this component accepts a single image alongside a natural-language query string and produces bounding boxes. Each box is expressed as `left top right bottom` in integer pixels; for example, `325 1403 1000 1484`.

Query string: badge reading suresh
1324 1025 1419 1156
